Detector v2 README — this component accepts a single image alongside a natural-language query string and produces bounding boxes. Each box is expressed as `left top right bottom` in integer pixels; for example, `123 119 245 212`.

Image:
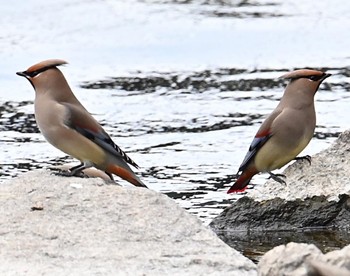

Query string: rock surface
210 194 350 231
0 170 256 276
258 242 350 276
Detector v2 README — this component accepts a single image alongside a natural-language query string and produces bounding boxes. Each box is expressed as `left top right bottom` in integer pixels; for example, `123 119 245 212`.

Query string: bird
16 59 147 188
227 69 331 194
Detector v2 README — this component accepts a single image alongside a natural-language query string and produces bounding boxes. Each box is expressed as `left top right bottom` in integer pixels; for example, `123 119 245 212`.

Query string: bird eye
27 71 40 77
308 75 323 81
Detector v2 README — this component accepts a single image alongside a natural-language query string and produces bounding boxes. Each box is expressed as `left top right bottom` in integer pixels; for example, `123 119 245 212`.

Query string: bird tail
227 168 257 194
106 164 148 188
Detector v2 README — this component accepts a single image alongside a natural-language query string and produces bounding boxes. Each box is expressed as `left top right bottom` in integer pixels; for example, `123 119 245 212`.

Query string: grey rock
323 243 350 270
258 242 322 276
307 259 350 276
0 170 256 276
258 242 350 276
210 194 350 231
209 194 350 261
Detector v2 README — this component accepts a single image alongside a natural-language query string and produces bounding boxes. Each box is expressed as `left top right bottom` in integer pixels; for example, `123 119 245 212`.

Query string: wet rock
258 242 350 276
210 194 350 232
0 170 256 275
209 194 350 263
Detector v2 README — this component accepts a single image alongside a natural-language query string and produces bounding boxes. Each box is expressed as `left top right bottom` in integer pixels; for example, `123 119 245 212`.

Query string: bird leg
69 162 89 176
294 155 312 165
268 172 286 185
105 172 114 181
52 162 90 178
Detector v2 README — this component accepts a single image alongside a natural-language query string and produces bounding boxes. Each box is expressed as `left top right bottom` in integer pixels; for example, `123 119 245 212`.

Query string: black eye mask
16 64 59 78
308 74 326 81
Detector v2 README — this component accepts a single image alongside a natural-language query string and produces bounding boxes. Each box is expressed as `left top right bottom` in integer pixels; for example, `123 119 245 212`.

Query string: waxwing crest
16 59 68 78
279 69 326 80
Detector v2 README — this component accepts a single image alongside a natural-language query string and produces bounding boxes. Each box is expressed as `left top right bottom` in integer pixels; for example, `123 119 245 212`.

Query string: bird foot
50 168 88 178
294 155 312 165
105 172 114 181
268 172 286 185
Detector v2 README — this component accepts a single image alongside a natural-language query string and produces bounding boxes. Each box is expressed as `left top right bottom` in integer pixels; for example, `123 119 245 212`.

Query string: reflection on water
215 228 350 263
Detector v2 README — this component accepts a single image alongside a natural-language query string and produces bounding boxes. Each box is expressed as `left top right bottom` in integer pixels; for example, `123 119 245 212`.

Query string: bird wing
238 109 282 172
238 131 271 172
62 103 140 168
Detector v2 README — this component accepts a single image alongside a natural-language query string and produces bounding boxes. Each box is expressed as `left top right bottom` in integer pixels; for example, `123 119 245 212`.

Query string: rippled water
1 0 350 259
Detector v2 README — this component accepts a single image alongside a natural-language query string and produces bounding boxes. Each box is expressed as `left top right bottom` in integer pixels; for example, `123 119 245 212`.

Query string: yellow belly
254 137 310 172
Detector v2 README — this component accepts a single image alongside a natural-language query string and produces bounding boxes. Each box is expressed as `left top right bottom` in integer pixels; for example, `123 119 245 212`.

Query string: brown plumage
227 69 331 193
17 59 146 188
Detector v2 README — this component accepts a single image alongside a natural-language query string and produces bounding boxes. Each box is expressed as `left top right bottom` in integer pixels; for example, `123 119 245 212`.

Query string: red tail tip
227 186 247 194
227 169 257 194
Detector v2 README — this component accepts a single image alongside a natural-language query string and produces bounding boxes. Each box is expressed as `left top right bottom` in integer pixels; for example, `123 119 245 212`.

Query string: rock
258 243 322 276
0 170 256 275
51 163 114 182
307 259 350 276
323 244 350 270
258 242 350 276
210 194 350 231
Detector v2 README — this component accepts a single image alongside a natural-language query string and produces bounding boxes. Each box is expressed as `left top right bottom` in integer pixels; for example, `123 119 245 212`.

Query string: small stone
31 201 44 211
70 183 83 189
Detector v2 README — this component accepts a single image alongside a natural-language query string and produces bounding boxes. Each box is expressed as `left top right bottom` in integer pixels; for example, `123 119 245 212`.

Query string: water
1 0 350 259
216 228 350 263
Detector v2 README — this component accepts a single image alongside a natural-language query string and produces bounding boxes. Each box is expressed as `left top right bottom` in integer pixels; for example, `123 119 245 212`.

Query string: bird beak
16 71 28 78
16 71 35 89
321 73 332 82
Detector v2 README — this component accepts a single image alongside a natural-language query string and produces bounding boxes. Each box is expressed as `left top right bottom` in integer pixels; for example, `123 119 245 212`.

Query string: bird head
279 69 331 99
280 69 331 81
16 59 68 89
280 69 331 90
